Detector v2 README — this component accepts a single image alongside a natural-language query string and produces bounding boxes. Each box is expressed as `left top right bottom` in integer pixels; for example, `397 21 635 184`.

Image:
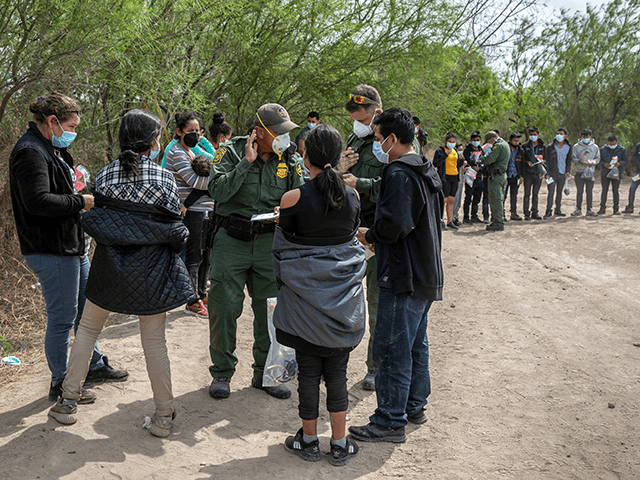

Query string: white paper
250 212 280 222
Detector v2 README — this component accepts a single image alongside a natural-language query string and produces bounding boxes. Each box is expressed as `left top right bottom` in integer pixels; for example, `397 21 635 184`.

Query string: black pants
574 171 594 210
183 210 211 301
600 174 620 211
503 177 520 214
296 349 350 420
523 172 542 216
546 174 565 213
463 183 482 219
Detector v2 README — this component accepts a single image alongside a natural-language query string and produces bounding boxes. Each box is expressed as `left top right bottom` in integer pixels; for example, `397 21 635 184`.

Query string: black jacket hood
393 153 443 193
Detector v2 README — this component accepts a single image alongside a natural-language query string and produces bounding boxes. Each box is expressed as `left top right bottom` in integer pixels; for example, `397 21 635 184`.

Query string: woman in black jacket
9 93 127 402
48 109 196 438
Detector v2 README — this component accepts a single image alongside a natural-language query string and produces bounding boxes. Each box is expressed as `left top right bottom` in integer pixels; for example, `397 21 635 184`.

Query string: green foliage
1 333 13 357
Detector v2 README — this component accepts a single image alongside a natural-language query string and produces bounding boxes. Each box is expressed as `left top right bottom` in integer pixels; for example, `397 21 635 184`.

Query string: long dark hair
208 111 233 141
305 124 346 214
118 109 162 175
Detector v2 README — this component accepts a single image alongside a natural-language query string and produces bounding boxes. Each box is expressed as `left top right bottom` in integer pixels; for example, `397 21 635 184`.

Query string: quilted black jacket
83 192 197 315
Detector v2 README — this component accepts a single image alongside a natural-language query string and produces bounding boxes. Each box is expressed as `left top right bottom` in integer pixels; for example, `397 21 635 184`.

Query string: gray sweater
572 140 600 173
272 226 366 350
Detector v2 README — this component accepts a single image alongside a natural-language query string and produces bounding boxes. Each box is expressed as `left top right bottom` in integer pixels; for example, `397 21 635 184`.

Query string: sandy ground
1 179 639 480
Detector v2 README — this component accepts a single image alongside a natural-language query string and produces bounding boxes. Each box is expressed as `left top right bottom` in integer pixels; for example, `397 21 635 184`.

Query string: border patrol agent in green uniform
207 103 303 400
340 85 383 390
481 131 510 231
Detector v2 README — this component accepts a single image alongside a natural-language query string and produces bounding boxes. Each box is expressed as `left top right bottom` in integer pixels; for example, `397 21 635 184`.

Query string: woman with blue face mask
432 132 464 230
9 93 129 405
48 109 196 438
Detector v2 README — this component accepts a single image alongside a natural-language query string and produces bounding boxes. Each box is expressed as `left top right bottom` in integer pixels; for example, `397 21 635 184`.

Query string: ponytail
119 150 141 176
312 165 346 215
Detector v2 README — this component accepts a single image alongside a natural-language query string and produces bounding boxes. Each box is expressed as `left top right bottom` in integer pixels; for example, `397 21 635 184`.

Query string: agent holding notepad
206 103 303 401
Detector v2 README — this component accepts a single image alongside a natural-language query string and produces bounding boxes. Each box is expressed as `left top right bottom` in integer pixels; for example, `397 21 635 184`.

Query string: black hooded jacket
365 153 444 300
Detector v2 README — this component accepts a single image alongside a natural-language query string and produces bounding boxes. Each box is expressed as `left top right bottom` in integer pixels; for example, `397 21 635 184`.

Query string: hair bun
212 111 225 124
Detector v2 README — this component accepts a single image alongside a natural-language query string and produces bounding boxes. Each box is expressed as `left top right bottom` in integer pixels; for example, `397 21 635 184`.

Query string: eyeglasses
348 94 377 105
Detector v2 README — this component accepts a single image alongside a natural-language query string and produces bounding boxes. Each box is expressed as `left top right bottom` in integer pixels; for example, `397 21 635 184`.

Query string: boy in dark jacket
462 131 488 223
544 128 573 218
521 127 545 220
598 134 627 215
350 108 443 443
504 132 524 220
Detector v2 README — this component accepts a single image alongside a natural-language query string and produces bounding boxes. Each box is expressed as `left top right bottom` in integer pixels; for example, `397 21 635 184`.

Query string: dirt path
1 180 639 479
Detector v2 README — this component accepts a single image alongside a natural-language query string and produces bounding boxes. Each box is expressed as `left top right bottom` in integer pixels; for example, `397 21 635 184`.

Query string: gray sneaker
571 209 582 217
48 399 78 425
586 209 598 217
362 370 375 391
148 411 175 438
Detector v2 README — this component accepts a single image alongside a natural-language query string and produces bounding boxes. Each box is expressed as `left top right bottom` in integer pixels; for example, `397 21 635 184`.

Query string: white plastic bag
582 166 595 181
607 166 620 180
465 168 477 187
263 297 297 387
563 177 571 196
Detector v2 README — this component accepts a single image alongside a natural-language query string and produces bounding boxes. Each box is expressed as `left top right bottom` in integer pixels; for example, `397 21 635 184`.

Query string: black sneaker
543 210 553 219
84 356 129 384
209 377 231 399
446 222 459 230
486 223 504 232
597 208 606 215
623 206 634 213
470 216 483 224
453 219 462 227
362 370 375 391
555 210 566 217
531 213 543 220
613 210 621 215
407 409 427 425
524 215 531 221
284 428 321 462
48 383 97 404
463 217 472 225
348 422 406 443
329 438 359 466
251 377 291 399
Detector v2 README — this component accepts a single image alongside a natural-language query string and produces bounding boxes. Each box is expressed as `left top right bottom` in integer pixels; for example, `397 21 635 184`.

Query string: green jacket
208 136 304 218
482 138 510 170
346 133 385 227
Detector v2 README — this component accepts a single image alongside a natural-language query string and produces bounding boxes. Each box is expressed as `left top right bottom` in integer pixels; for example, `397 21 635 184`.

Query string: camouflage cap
252 103 299 134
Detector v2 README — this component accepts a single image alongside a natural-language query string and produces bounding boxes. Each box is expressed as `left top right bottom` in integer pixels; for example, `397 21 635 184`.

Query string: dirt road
1 180 639 479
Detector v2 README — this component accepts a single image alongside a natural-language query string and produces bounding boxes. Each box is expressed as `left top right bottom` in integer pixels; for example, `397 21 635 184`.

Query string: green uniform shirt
483 138 511 170
346 133 384 199
208 136 304 218
294 125 310 144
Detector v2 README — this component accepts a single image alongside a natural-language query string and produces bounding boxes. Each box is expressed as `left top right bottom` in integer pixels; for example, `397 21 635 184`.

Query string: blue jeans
25 254 104 386
370 288 432 428
628 179 640 208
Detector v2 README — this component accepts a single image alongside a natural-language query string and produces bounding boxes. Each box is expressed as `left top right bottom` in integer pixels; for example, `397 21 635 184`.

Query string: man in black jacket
503 132 524 220
521 127 545 220
544 128 572 218
462 131 488 224
349 108 443 443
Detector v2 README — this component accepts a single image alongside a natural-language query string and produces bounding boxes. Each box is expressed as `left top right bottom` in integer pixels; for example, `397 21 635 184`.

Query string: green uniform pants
488 173 507 227
208 228 279 380
365 255 379 371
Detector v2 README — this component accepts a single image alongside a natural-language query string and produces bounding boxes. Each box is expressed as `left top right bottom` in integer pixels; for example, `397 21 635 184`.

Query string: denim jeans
452 170 464 222
575 171 594 210
183 210 211 301
370 288 432 428
628 179 639 208
24 254 104 386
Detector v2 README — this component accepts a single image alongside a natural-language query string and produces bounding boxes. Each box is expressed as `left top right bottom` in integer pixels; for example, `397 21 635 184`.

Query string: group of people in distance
433 127 640 232
9 83 442 468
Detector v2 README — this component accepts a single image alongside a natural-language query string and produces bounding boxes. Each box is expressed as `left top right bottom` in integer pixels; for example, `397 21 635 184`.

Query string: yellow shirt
445 148 459 176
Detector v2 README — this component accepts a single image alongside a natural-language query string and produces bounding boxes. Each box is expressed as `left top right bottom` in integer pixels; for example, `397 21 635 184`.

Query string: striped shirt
165 143 214 212
94 155 181 212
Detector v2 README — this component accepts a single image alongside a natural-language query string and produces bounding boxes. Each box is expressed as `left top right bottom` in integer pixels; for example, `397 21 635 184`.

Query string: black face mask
183 132 199 148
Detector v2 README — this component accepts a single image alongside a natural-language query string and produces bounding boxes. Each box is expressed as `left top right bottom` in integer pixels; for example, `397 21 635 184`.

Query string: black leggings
296 349 350 420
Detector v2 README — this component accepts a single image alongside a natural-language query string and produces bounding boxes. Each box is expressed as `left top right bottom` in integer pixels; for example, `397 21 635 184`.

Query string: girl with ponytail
273 124 365 466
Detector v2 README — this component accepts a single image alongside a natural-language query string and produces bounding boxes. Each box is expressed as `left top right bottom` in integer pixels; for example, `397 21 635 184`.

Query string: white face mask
353 118 374 138
271 132 290 155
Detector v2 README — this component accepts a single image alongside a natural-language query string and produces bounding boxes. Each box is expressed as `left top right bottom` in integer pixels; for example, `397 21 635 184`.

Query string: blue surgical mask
52 118 77 149
471 141 481 147
555 134 564 143
581 138 591 144
529 135 538 142
307 122 318 129
607 143 617 149
150 147 160 160
373 136 393 164
446 142 456 149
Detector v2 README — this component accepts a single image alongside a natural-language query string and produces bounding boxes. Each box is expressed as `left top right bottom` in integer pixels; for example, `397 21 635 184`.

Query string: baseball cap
252 103 299 134
509 132 522 140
